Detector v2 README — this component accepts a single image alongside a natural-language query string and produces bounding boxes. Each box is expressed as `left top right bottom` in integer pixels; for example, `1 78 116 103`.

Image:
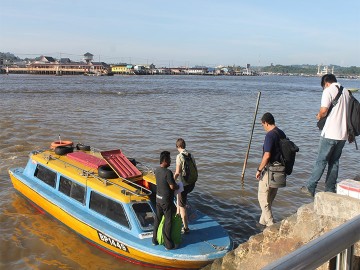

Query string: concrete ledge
315 192 360 219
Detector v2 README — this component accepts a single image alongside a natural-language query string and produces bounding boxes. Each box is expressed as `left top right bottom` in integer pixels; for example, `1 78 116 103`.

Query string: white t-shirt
321 83 350 140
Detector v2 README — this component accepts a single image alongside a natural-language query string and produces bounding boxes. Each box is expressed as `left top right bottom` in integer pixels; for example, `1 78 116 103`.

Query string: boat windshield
132 202 155 231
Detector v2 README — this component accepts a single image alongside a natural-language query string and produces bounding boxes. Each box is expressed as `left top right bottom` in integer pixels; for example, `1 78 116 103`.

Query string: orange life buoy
137 180 150 189
142 180 150 190
50 140 73 149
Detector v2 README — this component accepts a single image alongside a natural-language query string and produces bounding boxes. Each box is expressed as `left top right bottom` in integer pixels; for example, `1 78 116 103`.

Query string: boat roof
30 149 153 204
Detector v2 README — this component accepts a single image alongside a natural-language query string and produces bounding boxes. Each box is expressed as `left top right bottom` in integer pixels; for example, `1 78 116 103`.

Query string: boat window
89 191 130 229
34 164 56 188
71 182 85 203
132 203 154 230
59 176 85 204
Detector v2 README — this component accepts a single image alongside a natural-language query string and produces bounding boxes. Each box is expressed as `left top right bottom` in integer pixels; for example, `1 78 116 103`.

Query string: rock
203 192 360 270
315 192 360 219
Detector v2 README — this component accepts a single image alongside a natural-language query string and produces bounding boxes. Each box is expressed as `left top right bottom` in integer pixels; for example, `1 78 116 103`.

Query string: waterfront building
84 52 94 64
317 64 334 75
4 53 111 75
111 64 134 74
184 67 208 75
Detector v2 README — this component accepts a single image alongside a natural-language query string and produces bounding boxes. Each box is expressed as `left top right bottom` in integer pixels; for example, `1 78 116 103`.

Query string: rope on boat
203 240 227 251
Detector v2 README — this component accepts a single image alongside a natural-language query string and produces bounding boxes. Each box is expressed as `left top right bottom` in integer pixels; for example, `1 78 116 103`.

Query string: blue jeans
306 137 346 196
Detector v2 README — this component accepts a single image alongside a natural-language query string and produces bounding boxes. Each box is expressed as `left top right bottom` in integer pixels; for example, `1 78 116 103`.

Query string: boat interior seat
138 212 155 227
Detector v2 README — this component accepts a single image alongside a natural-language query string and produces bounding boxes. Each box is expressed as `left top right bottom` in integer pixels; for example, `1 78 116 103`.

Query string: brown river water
0 74 359 269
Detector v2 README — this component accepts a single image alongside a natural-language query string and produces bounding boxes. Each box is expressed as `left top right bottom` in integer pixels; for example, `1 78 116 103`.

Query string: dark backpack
181 153 198 185
274 129 299 175
347 90 360 149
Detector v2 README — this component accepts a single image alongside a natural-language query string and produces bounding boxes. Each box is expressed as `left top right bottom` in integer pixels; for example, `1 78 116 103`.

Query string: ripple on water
1 75 359 268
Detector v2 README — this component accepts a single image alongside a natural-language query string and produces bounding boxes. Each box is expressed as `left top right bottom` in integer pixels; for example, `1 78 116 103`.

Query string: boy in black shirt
152 151 178 250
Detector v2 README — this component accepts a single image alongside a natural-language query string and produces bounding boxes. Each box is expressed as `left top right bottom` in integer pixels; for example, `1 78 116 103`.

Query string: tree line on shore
262 64 360 76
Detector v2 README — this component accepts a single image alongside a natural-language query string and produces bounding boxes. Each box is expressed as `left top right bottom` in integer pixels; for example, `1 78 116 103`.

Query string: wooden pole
241 91 261 185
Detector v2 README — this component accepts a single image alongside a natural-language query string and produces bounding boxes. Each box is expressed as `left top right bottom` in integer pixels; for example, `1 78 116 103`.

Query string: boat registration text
97 231 129 252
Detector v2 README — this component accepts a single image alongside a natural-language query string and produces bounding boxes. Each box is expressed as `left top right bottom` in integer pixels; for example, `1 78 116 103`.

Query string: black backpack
274 129 299 175
347 90 360 149
181 153 198 185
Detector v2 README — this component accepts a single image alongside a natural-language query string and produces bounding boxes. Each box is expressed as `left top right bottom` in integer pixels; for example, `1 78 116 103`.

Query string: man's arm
169 183 179 190
168 170 179 190
256 152 271 180
174 161 181 181
316 107 329 120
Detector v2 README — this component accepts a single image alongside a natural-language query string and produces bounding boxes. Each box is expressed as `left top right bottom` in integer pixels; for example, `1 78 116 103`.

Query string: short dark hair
159 151 171 164
321 74 337 88
176 138 186 149
261 112 275 125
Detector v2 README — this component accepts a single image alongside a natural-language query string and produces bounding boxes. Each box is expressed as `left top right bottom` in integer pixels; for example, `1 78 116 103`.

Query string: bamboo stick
241 91 261 185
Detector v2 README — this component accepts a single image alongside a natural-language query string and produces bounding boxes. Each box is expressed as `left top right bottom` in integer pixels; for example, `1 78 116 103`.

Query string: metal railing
262 214 360 270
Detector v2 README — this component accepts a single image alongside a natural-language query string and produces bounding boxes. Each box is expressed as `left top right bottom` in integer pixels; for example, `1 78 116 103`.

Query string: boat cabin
21 148 156 239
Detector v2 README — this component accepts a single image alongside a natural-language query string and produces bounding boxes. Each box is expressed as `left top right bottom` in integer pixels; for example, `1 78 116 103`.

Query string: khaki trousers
258 171 278 226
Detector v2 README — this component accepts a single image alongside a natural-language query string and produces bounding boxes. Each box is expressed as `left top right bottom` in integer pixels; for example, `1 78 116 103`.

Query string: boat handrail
40 152 152 198
135 161 155 175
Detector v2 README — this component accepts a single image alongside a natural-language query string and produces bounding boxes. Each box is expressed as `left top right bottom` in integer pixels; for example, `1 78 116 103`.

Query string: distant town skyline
1 0 359 67
3 52 358 70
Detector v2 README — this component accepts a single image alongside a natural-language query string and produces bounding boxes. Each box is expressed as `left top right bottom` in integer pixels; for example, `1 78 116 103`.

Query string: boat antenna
59 134 62 144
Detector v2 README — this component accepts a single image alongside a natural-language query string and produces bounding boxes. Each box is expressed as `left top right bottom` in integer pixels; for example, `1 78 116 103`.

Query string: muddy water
1 74 359 269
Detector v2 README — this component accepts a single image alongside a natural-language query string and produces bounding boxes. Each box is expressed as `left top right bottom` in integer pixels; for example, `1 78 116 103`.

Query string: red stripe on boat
67 152 107 169
101 150 142 179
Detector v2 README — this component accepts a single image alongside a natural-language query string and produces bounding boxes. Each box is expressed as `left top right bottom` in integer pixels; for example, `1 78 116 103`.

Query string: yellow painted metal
8 150 208 269
9 172 204 269
142 171 156 184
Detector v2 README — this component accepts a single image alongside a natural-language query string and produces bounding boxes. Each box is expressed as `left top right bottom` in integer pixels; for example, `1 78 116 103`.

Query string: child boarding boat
8 140 232 269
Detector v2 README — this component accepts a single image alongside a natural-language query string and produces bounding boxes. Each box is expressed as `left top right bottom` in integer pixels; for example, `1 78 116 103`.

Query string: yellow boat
8 141 232 269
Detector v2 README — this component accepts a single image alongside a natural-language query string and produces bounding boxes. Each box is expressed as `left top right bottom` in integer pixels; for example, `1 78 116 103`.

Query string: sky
1 0 359 67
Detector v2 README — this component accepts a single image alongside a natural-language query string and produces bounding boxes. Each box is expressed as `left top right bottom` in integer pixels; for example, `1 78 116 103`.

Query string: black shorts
178 183 195 207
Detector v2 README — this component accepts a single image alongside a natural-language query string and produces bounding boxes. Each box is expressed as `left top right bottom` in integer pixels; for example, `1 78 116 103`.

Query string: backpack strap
327 86 343 113
272 128 285 165
332 86 343 106
182 152 192 161
181 152 191 160
273 128 286 140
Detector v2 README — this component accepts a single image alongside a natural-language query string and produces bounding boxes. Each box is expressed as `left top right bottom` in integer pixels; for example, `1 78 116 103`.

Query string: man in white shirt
302 74 350 197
